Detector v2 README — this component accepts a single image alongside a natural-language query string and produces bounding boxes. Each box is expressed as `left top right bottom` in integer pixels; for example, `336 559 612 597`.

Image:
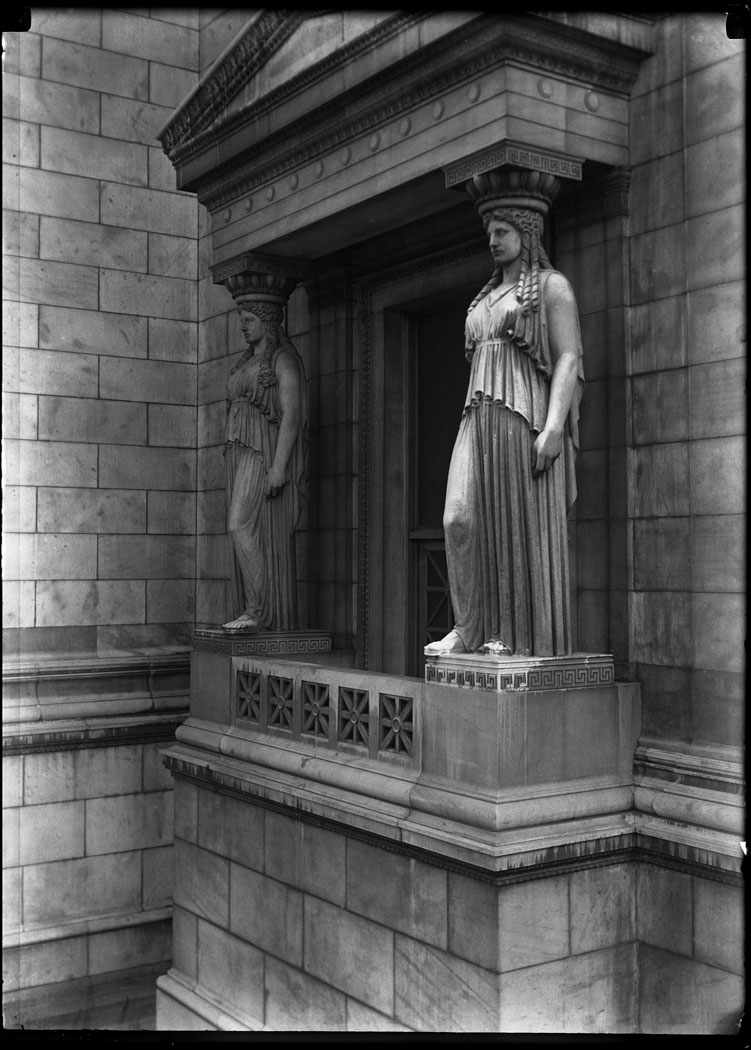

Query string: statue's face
239 309 265 344
487 220 522 267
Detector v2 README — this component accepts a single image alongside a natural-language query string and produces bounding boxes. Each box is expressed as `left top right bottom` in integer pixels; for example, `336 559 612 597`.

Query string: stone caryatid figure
426 168 584 658
217 259 308 632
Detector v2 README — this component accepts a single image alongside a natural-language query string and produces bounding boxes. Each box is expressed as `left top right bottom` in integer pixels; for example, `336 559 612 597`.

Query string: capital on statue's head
467 167 561 219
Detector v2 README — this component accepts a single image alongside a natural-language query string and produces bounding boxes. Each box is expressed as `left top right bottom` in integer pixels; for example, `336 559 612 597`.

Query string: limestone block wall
164 779 745 1033
3 737 175 1028
1 8 202 1026
3 7 201 657
555 196 630 662
626 13 744 748
165 782 641 1032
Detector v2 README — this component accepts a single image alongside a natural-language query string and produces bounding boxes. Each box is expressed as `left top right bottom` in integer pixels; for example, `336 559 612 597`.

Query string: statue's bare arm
532 272 581 475
265 350 302 499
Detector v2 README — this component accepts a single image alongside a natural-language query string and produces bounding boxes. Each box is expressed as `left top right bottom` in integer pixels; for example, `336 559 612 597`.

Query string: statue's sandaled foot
222 614 259 633
481 638 513 655
425 629 468 655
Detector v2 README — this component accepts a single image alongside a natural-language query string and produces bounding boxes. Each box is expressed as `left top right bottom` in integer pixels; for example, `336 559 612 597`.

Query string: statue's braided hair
236 301 284 387
468 206 552 318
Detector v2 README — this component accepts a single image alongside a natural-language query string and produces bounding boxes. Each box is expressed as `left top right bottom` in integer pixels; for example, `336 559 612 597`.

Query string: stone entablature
159 11 653 260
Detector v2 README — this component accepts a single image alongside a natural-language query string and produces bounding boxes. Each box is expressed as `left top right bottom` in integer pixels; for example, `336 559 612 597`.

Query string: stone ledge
2 905 173 951
3 960 166 1031
156 969 264 1032
193 628 332 657
3 711 187 755
164 727 637 876
2 650 191 727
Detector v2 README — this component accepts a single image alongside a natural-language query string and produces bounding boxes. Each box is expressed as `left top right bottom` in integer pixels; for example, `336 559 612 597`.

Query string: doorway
409 300 469 676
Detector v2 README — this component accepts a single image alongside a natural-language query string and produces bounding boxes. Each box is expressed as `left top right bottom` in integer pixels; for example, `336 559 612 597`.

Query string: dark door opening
410 300 470 676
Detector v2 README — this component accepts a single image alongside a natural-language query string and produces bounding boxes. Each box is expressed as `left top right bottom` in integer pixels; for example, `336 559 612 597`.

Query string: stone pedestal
193 628 332 658
155 650 654 1032
157 648 742 1033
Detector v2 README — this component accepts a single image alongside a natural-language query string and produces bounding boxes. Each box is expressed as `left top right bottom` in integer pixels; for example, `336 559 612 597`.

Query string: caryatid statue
213 256 308 633
426 168 585 658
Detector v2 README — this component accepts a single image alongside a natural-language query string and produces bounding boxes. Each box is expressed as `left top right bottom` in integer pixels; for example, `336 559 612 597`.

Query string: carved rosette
210 251 308 316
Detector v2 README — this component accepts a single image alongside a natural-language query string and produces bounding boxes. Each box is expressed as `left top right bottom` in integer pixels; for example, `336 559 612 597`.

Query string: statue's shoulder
542 269 576 306
273 344 303 379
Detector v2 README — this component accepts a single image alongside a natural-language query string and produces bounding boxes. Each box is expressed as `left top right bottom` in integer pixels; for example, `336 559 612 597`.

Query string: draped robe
443 270 584 656
225 344 307 629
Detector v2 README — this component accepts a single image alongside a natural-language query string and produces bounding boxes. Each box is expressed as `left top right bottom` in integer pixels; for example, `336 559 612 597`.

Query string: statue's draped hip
444 276 581 656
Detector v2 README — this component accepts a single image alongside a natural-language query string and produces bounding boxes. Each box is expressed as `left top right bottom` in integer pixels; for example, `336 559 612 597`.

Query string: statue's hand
264 465 287 501
532 428 563 476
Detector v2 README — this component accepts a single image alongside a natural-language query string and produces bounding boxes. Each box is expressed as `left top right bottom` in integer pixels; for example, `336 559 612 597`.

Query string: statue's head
236 299 284 348
467 168 560 319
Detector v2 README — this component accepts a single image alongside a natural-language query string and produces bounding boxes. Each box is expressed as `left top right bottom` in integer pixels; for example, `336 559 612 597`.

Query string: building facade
2 8 745 1033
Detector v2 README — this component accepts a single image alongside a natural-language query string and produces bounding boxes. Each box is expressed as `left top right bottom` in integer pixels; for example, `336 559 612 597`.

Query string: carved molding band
444 141 583 189
424 653 615 691
159 10 306 160
175 12 647 209
194 629 332 657
2 652 190 736
160 12 422 168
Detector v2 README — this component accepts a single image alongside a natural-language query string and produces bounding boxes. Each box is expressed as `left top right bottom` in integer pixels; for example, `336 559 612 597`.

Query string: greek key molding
194 629 332 657
444 141 583 189
174 12 647 210
424 652 615 691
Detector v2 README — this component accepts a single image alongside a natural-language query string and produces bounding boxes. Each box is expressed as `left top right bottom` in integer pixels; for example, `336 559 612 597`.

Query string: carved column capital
443 139 583 192
210 251 309 313
443 140 584 225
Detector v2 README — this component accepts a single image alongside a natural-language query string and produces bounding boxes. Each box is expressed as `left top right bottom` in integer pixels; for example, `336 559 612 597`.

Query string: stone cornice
175 12 649 211
158 9 307 160
2 651 190 736
160 10 423 169
3 712 187 755
163 735 742 885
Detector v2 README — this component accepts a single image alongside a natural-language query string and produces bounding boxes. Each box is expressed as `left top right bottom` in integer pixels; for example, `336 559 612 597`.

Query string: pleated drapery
225 344 307 629
444 272 582 656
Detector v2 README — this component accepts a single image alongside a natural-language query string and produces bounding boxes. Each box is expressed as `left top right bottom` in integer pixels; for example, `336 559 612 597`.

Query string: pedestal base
424 651 614 691
194 627 332 658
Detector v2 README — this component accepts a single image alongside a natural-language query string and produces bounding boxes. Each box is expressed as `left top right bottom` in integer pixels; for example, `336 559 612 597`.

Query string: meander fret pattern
234 665 416 761
425 661 614 690
195 633 332 656
444 144 583 188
